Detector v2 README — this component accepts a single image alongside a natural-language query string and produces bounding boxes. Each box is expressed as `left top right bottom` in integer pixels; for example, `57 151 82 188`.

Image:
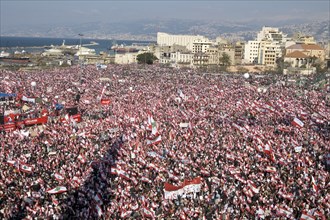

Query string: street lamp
78 33 83 49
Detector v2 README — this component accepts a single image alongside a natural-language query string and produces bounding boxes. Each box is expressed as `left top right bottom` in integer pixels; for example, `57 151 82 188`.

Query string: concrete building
244 41 260 64
257 27 288 42
234 42 244 65
244 27 288 67
157 32 210 52
150 44 190 65
192 38 213 53
170 52 193 67
193 52 209 67
258 40 283 67
114 52 138 64
286 44 325 62
205 46 219 65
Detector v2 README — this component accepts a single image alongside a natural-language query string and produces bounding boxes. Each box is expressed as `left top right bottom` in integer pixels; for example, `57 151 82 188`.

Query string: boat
111 44 139 53
0 56 31 64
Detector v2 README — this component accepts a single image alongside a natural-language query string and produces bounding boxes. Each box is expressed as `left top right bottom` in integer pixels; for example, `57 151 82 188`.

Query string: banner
164 177 201 200
0 123 16 132
22 96 36 103
24 116 48 126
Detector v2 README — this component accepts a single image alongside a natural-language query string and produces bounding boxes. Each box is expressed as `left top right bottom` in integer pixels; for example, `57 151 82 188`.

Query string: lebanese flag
300 211 316 220
279 191 294 200
52 196 59 206
20 163 33 173
311 176 318 193
314 211 326 220
110 167 120 175
119 170 131 181
147 112 154 131
94 194 103 205
234 174 246 184
265 166 277 173
46 186 67 194
142 206 155 218
72 176 82 188
226 154 235 161
131 202 139 211
78 154 86 163
277 207 293 218
264 143 271 155
121 209 132 219
141 177 152 184
99 85 106 100
54 173 65 181
6 160 16 166
168 173 179 181
247 180 259 193
147 135 162 145
95 204 103 217
151 118 158 136
292 117 304 128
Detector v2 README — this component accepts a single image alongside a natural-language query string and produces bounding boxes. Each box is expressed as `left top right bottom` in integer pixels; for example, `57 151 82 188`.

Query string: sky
1 0 329 28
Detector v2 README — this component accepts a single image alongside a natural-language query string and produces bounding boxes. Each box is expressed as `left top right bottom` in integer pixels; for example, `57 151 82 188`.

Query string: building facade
157 32 210 52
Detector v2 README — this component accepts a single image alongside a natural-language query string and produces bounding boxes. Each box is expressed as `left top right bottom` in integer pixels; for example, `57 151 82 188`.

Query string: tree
218 52 231 70
137 53 158 65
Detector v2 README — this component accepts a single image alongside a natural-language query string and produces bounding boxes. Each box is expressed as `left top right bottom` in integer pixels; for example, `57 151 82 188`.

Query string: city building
192 38 213 53
244 27 289 67
244 41 260 64
286 44 325 62
170 52 193 67
157 32 210 52
114 52 139 64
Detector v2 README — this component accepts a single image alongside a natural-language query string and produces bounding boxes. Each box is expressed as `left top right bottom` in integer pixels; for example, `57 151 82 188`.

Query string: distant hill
1 18 328 42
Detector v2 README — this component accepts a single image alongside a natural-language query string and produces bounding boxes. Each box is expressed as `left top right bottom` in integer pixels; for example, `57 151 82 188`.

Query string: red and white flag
311 176 318 193
265 166 277 173
54 172 65 181
300 211 316 220
147 135 162 145
78 154 86 163
46 186 67 194
164 177 202 200
121 209 132 219
20 163 33 173
142 206 155 218
247 180 259 194
95 204 103 217
94 194 103 205
276 207 293 218
292 117 304 128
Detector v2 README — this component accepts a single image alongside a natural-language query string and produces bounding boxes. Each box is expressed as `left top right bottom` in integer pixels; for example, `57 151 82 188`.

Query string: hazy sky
1 0 329 27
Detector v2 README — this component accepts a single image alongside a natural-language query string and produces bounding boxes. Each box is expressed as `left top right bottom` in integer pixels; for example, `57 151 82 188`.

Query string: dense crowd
0 65 329 219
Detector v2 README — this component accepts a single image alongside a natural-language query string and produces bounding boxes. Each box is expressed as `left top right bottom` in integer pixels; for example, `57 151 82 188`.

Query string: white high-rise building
244 41 260 64
244 27 288 66
157 32 210 52
257 27 288 42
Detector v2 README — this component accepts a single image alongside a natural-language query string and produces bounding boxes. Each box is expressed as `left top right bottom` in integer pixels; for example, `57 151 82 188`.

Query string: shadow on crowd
59 136 123 219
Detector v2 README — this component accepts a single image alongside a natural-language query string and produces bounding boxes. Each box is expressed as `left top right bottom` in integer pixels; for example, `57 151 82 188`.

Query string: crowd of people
0 64 329 219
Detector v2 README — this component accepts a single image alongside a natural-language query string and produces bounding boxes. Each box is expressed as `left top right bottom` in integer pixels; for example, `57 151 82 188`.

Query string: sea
0 36 154 55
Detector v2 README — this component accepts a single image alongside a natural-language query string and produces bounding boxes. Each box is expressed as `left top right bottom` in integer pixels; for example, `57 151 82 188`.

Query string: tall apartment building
157 32 211 52
244 41 260 64
244 27 288 67
192 38 213 53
